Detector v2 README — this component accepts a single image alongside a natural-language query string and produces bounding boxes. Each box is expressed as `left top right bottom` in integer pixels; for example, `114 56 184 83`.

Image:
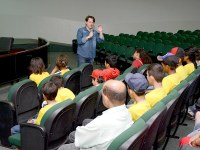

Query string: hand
27 119 34 124
88 30 94 38
97 25 103 33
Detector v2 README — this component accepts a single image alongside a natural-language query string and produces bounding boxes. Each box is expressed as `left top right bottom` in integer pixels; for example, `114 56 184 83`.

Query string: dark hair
56 54 68 70
196 48 200 61
92 76 105 84
185 47 197 69
42 81 58 100
147 63 164 82
105 55 118 68
103 83 126 102
29 57 45 74
85 15 95 22
135 48 152 64
127 85 145 96
50 75 64 88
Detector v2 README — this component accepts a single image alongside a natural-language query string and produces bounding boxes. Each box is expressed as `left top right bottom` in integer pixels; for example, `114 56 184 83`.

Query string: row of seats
97 30 200 65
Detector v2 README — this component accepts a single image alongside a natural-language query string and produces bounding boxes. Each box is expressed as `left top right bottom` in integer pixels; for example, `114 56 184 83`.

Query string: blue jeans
77 54 94 67
11 125 20 135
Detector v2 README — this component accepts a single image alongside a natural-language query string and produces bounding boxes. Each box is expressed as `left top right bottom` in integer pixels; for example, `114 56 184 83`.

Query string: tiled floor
0 51 195 150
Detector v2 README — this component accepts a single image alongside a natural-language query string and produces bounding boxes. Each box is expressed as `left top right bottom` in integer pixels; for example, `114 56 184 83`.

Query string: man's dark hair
85 15 95 22
127 84 145 96
42 81 58 100
50 75 64 88
147 63 164 82
103 84 126 103
92 76 105 84
105 55 118 68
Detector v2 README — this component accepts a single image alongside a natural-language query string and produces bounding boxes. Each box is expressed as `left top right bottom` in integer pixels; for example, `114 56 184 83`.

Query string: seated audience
145 63 167 107
50 54 70 75
157 53 180 94
131 48 152 69
58 80 133 150
11 81 58 134
102 55 120 80
125 73 151 121
170 47 188 81
29 57 50 86
50 75 75 102
184 47 197 75
91 69 105 86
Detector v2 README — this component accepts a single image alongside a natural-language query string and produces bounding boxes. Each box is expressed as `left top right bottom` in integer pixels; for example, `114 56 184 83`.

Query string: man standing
77 15 104 66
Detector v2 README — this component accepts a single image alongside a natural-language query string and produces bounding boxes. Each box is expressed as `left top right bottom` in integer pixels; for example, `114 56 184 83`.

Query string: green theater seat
9 99 76 150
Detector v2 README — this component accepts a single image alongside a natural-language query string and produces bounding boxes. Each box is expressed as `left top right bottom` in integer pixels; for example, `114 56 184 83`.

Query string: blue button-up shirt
77 27 104 58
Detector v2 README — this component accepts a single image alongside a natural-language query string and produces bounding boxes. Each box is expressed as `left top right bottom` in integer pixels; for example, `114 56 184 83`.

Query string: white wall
0 0 200 44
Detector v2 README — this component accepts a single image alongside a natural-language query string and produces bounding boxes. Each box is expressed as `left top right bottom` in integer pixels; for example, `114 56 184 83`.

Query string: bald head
103 80 126 105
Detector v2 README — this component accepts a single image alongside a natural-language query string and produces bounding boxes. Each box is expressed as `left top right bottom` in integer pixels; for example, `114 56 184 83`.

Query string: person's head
29 57 45 74
42 81 58 101
184 47 198 69
147 63 164 85
170 47 185 65
196 48 200 62
56 54 68 70
50 75 64 88
157 53 178 74
85 15 95 30
132 48 152 64
105 55 118 68
102 80 126 108
91 69 105 86
125 73 148 99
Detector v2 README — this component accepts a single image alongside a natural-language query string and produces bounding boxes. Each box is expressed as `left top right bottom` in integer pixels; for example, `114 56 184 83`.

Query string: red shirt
102 68 120 81
132 59 143 69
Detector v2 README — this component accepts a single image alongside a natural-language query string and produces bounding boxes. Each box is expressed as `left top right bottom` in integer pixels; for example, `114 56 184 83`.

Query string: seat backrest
140 103 167 150
107 118 147 150
95 84 107 116
63 69 81 95
137 64 150 78
7 79 40 123
174 80 188 93
40 100 76 149
74 86 99 127
0 37 14 53
123 66 137 74
77 63 93 90
155 91 180 147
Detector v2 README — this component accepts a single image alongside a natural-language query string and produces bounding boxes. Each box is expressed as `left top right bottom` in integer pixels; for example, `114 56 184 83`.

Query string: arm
96 25 104 43
50 66 59 75
77 28 93 45
75 122 101 148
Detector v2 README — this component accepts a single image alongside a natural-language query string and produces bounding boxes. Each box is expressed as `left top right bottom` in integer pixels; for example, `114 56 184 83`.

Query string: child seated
29 57 50 86
91 69 105 86
50 54 70 75
50 75 75 102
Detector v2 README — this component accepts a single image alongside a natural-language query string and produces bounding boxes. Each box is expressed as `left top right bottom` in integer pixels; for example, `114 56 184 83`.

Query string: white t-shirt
75 104 133 150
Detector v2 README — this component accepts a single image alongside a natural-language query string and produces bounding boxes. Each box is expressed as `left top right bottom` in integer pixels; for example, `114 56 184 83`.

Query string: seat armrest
21 123 47 150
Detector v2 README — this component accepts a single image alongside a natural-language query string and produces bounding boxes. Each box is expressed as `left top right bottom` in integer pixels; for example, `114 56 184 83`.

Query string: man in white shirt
58 80 133 150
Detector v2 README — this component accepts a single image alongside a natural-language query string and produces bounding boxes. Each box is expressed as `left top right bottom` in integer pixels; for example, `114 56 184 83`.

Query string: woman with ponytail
131 48 152 69
184 47 197 75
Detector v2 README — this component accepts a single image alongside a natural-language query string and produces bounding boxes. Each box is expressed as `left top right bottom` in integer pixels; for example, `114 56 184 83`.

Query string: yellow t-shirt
61 69 70 75
145 88 167 107
162 73 181 94
55 88 75 102
128 101 151 121
36 102 57 125
184 63 195 76
29 72 50 86
176 65 188 81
